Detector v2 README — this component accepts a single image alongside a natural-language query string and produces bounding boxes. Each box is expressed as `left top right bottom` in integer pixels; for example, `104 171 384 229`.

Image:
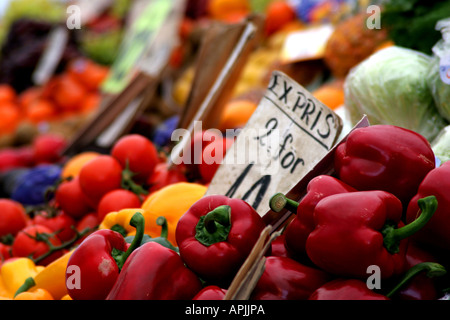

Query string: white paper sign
205 71 343 216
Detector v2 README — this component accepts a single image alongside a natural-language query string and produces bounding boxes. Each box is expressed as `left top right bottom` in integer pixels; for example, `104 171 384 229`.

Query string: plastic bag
344 46 448 141
427 18 450 123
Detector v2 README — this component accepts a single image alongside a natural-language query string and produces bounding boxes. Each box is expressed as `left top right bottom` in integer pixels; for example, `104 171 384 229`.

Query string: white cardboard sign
205 71 343 216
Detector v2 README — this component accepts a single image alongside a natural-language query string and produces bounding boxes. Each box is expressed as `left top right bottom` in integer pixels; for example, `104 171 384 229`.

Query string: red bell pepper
175 195 266 285
65 211 144 300
250 256 330 300
193 285 227 300
406 161 450 251
106 242 202 300
334 125 435 205
305 191 437 279
270 175 356 258
308 279 389 300
400 245 441 300
269 234 293 259
386 245 446 300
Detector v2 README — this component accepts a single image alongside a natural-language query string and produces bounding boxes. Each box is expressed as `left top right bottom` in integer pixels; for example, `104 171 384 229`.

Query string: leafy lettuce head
344 46 448 141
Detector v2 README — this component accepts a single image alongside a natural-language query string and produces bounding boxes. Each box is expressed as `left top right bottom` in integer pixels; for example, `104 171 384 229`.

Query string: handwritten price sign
205 71 343 218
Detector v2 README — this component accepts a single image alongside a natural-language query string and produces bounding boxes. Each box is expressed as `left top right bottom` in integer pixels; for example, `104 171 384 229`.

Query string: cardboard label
205 71 342 217
280 24 334 64
101 0 173 94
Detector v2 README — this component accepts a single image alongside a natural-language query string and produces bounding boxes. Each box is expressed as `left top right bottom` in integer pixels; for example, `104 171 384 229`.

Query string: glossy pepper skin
176 195 266 285
271 175 356 258
308 279 389 300
106 242 202 300
65 212 144 300
305 191 437 279
193 285 227 300
334 125 435 205
406 161 450 251
250 256 330 300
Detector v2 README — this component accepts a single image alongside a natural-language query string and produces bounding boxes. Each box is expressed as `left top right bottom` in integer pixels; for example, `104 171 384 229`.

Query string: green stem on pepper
269 193 299 213
156 216 168 239
195 205 231 247
112 211 145 270
386 262 447 298
382 196 437 254
14 276 36 298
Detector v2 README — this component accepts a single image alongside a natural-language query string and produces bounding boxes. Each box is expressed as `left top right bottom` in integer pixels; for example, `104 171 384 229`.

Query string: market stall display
0 0 450 304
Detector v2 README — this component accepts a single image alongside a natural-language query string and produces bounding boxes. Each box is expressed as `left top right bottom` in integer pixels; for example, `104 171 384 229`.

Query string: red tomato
75 212 99 244
32 133 67 164
0 243 12 263
264 0 297 36
32 211 76 243
55 177 93 219
147 162 187 193
96 189 142 222
199 137 234 183
111 134 159 183
0 199 28 237
186 130 222 170
12 224 63 266
78 155 123 208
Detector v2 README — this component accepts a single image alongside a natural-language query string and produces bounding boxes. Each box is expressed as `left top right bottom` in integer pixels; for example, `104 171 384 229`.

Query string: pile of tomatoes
0 134 185 267
0 57 109 136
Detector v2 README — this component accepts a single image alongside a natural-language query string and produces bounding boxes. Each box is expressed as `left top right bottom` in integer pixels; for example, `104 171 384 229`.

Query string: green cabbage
344 46 448 141
432 125 450 164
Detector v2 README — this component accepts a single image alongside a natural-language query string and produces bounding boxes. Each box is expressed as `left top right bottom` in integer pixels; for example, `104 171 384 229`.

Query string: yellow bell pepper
99 208 145 237
14 288 53 300
0 276 10 299
31 250 73 300
7 251 74 300
0 258 43 299
141 182 207 246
